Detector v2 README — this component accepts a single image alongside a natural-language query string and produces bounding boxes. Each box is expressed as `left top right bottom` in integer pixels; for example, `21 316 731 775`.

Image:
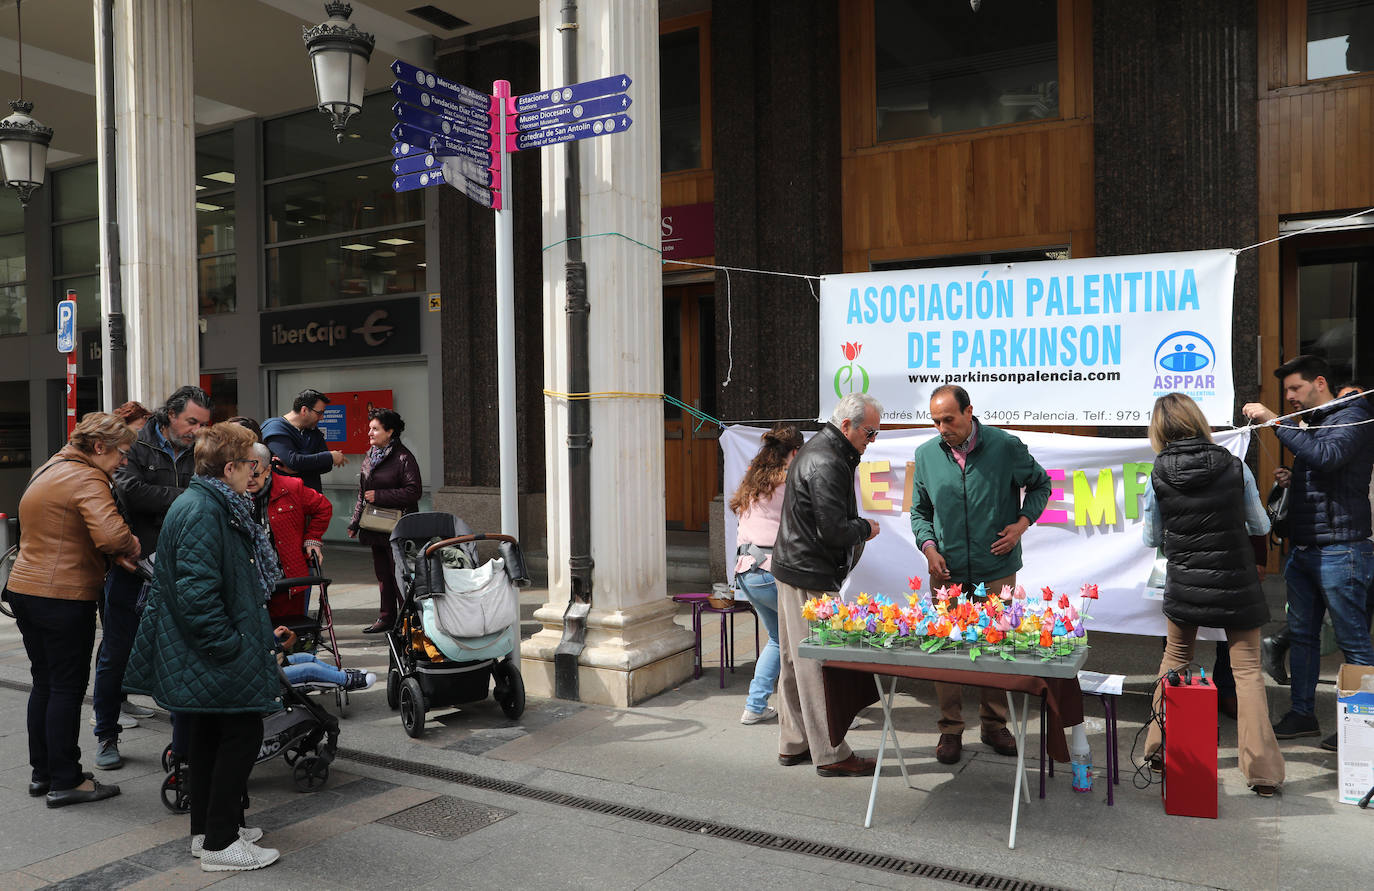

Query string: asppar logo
833 341 870 397
1152 330 1216 392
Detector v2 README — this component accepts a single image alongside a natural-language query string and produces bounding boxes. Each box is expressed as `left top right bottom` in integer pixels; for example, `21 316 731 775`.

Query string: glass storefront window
196 192 236 253
198 255 237 315
263 104 394 181
875 0 1059 142
54 276 101 330
265 163 422 243
196 129 236 192
54 219 100 276
199 371 239 423
0 382 31 468
660 27 703 172
1308 0 1374 80
265 225 426 307
196 130 236 315
1296 246 1374 385
53 164 99 222
0 231 25 337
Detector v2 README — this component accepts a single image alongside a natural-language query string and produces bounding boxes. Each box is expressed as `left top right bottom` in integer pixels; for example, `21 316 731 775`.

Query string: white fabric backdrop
722 425 1252 638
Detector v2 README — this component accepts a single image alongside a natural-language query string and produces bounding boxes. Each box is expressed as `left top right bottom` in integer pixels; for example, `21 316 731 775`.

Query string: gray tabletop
797 640 1090 679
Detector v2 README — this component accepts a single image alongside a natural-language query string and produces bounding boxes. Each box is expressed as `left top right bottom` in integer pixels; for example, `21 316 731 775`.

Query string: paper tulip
1013 585 1027 600
1039 628 1053 647
999 585 1013 601
1041 585 1054 601
973 582 987 600
1057 593 1071 609
908 575 922 592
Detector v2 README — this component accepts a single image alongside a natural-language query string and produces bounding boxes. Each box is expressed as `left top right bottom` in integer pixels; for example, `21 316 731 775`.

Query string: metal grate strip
337 747 1067 891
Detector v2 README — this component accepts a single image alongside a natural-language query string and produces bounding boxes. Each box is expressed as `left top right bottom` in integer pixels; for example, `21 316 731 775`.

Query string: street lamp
302 1 376 142
0 1 54 208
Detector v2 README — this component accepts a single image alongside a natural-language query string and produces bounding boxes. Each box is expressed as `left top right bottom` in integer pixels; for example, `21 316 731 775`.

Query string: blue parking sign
56 299 76 354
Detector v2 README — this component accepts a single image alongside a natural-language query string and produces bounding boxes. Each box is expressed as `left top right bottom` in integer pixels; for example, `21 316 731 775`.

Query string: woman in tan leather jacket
3 412 140 808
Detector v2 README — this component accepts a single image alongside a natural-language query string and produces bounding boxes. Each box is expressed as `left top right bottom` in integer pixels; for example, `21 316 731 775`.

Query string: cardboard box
1335 664 1374 806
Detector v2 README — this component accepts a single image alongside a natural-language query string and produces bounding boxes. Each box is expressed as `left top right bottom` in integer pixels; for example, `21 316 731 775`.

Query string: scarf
198 474 282 602
361 441 395 481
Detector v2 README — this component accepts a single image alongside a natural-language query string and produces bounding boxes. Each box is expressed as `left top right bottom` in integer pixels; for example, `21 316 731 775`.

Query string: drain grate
380 794 514 839
338 747 1067 891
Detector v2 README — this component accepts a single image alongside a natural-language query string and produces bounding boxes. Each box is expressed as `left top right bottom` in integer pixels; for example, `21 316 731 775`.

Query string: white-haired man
770 393 883 777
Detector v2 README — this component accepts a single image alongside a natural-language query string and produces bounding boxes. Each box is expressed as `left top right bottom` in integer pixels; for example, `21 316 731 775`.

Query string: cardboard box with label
1336 664 1374 806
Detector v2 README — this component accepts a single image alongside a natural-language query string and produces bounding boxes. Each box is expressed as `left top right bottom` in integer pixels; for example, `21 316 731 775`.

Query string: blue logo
1154 331 1215 374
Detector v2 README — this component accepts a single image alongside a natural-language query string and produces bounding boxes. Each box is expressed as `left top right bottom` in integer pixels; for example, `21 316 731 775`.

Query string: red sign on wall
320 390 394 454
661 202 714 260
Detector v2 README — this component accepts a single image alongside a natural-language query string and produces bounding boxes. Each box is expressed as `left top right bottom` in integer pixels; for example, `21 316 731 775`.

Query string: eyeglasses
861 425 880 441
234 458 261 471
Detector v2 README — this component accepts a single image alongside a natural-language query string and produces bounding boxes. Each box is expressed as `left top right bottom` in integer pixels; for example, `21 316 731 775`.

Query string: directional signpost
386 59 635 542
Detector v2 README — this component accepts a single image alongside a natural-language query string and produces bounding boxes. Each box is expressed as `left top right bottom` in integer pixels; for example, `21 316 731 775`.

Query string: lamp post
0 1 54 208
302 1 376 142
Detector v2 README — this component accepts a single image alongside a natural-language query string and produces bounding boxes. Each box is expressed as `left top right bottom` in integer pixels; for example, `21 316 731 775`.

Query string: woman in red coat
245 443 333 620
347 408 422 633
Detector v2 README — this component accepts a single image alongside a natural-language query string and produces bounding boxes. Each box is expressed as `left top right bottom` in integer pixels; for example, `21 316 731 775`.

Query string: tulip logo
833 341 870 397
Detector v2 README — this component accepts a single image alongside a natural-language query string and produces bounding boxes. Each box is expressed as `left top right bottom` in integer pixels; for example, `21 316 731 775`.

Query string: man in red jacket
246 443 333 620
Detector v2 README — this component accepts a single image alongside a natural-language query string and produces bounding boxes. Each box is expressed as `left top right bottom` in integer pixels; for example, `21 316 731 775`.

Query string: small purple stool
671 592 760 688
1039 691 1121 805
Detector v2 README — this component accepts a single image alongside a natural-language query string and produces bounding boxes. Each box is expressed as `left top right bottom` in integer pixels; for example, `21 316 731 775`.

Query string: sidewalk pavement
0 544 1368 890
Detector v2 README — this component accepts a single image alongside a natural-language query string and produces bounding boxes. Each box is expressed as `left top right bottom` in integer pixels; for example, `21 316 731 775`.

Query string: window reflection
660 27 702 173
1308 0 1374 80
1297 247 1374 385
266 226 426 307
875 0 1059 142
265 163 422 243
0 231 24 337
264 104 394 181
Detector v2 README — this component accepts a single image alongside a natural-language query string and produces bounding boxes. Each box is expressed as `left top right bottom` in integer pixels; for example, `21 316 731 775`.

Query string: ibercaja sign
259 297 421 363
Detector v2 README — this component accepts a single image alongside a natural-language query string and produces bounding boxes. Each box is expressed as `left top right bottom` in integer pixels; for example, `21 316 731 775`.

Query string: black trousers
371 544 402 624
7 589 97 791
188 713 263 850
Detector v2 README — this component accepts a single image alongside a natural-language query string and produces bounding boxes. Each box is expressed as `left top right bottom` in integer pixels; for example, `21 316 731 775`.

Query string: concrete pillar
95 0 199 408
522 0 695 706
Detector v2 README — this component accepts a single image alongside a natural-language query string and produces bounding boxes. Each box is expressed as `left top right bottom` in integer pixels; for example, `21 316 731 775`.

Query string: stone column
521 0 695 706
96 0 199 408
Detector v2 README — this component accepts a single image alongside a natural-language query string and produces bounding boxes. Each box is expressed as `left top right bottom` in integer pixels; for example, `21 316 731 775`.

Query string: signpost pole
493 80 519 541
66 358 77 438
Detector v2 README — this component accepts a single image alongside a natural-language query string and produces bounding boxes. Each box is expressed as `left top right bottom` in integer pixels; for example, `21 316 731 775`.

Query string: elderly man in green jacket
910 385 1052 765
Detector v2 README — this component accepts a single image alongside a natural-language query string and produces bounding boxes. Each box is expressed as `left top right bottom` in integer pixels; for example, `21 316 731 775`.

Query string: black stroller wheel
399 677 425 738
282 747 301 767
386 668 401 711
160 770 191 813
161 744 176 773
292 756 329 792
496 659 525 720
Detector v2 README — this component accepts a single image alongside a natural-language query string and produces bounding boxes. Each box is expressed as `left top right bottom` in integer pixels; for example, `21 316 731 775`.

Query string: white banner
819 250 1237 426
722 424 1251 638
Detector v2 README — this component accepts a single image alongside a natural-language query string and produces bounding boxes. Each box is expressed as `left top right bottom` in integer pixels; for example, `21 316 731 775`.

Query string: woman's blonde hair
69 412 137 454
1148 393 1214 453
193 422 258 477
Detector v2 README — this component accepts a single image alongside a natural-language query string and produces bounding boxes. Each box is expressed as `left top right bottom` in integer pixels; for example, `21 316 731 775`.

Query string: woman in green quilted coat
124 422 284 872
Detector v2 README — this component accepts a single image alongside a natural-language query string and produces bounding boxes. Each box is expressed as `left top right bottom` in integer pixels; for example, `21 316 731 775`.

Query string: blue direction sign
514 93 632 132
391 152 438 175
516 73 632 112
441 156 499 190
392 102 492 146
393 82 490 130
56 299 76 354
514 114 633 151
390 59 489 110
392 168 448 192
429 134 495 165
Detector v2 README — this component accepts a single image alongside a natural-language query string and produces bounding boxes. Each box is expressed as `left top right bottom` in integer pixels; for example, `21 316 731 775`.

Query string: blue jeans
736 568 780 714
93 566 142 742
1284 540 1374 716
283 653 346 686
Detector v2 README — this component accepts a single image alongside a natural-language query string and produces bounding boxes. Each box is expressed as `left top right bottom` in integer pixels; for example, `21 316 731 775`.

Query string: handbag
1265 476 1290 543
358 505 403 533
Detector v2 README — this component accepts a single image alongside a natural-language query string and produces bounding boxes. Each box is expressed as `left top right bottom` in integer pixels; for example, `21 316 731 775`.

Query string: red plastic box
1163 677 1218 818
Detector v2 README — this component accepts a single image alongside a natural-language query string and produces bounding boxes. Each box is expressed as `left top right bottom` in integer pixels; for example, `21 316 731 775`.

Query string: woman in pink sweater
731 425 804 724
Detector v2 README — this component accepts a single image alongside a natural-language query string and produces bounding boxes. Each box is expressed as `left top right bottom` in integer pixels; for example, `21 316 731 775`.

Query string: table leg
1104 695 1117 806
718 610 729 688
1039 699 1046 799
692 604 703 680
1005 691 1031 850
865 674 909 828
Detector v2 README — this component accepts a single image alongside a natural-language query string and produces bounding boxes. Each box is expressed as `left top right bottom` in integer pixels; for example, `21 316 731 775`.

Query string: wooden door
664 283 719 530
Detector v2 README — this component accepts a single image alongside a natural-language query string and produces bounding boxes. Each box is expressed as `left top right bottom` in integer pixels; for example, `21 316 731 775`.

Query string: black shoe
778 750 811 766
28 771 92 797
1320 733 1338 752
1272 710 1321 739
46 779 121 808
1261 636 1289 686
362 619 393 634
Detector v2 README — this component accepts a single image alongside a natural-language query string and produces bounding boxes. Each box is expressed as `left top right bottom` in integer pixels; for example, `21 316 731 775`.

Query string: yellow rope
542 389 662 401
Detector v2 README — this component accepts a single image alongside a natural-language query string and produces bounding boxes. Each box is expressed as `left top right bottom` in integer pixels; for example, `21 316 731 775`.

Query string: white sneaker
741 706 778 725
89 713 138 729
199 837 279 872
191 826 265 858
121 700 156 718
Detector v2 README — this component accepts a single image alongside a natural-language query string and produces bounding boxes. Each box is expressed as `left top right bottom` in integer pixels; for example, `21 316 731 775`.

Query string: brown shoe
935 733 963 764
778 750 811 767
1218 696 1238 720
980 727 1018 757
816 755 877 777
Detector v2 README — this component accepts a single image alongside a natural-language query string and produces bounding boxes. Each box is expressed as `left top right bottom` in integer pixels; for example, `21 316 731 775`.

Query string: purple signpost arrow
513 92 632 132
391 59 489 110
393 81 492 130
513 113 633 152
515 73 632 112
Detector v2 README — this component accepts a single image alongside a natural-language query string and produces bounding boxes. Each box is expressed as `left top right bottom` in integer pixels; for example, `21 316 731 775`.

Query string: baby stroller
160 668 341 812
385 512 530 738
270 553 348 713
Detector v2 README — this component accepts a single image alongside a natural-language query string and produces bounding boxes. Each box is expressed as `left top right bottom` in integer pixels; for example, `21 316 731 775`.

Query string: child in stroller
385 512 530 737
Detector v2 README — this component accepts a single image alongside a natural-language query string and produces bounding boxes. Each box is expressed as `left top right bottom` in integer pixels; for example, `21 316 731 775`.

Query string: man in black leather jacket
93 385 212 771
771 393 883 777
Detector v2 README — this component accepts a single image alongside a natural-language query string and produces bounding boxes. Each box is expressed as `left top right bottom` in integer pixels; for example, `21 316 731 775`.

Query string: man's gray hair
830 392 883 427
250 442 272 466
